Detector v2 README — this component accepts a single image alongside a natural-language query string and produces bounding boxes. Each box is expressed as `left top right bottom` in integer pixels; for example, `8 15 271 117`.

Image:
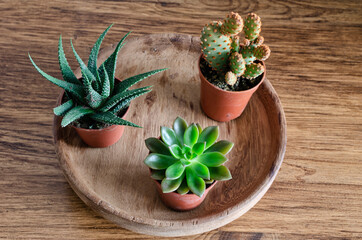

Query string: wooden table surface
1 1 361 239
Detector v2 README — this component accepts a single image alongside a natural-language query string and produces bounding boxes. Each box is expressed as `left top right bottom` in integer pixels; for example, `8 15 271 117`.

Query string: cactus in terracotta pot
200 12 270 87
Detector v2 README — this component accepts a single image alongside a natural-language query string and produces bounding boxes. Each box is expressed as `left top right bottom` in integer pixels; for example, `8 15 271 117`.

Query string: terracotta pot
72 107 129 148
153 178 217 211
199 54 266 122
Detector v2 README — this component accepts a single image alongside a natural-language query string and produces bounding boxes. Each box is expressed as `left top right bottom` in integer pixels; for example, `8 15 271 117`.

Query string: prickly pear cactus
200 12 271 88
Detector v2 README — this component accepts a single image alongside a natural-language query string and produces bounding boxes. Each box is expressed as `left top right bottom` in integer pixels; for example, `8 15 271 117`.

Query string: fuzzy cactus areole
200 12 271 90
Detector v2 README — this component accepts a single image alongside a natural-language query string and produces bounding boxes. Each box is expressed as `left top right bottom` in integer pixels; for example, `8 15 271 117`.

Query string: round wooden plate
53 34 287 237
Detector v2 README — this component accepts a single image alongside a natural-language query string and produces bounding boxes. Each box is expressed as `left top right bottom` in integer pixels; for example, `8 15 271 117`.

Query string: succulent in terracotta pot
199 12 271 122
29 24 167 147
144 117 233 211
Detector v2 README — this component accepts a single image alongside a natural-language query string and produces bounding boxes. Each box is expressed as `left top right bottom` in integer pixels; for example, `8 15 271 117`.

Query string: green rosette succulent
29 24 166 128
144 117 233 197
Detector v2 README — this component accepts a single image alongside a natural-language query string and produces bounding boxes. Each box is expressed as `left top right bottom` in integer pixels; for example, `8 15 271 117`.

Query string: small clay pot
72 107 129 148
153 178 217 211
199 54 266 122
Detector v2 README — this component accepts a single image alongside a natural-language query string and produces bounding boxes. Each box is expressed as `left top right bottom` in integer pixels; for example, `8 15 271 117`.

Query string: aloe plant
29 24 166 128
144 117 233 197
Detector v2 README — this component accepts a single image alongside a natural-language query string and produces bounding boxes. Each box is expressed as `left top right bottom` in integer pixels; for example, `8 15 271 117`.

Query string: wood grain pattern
1 0 361 239
53 34 286 237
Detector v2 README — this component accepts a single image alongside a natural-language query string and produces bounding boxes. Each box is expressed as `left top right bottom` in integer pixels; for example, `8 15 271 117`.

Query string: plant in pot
29 24 166 148
199 12 271 122
144 116 234 211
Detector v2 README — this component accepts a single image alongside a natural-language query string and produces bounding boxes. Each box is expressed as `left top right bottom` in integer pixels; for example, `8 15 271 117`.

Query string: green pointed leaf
161 127 180 146
209 166 232 181
197 152 227 167
184 124 199 147
101 64 110 98
205 179 215 184
196 123 202 134
150 169 165 180
169 144 183 159
82 71 103 109
58 35 80 85
161 173 184 193
190 161 210 180
88 24 113 77
205 140 234 155
110 88 149 114
145 137 171 155
198 126 219 149
144 153 178 170
173 116 188 144
90 111 141 127
186 167 205 197
29 54 85 101
70 39 96 82
183 145 192 154
177 178 189 195
61 106 94 127
192 142 206 156
113 68 167 95
99 32 131 93
53 99 74 116
100 86 151 112
165 161 185 180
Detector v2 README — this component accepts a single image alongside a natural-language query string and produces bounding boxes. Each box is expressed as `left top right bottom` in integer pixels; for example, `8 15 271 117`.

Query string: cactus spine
200 12 271 87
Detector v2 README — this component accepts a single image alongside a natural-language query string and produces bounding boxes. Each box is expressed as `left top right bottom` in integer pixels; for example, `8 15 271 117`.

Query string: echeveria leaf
169 144 184 159
161 172 184 193
29 54 85 101
183 124 199 147
53 99 74 116
196 123 202 134
192 142 206 156
177 178 189 195
145 137 171 155
144 153 178 170
58 35 80 85
165 161 185 180
198 126 219 149
205 140 234 155
209 166 232 181
90 112 141 127
173 117 188 144
189 161 210 180
186 167 205 197
161 127 179 146
205 179 215 184
88 24 113 77
197 152 227 167
61 106 94 127
150 169 165 180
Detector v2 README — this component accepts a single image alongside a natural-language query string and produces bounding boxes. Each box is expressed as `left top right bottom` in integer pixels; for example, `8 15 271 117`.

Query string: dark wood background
1 0 361 239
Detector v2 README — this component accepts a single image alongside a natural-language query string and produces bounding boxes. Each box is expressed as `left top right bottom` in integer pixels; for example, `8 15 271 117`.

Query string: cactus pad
221 12 244 36
240 45 256 65
225 71 237 85
254 45 271 61
229 52 246 77
201 21 232 71
243 13 261 41
231 36 240 53
243 62 264 79
251 35 264 47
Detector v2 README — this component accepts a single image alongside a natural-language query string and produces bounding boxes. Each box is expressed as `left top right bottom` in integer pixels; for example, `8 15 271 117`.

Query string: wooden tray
54 33 286 237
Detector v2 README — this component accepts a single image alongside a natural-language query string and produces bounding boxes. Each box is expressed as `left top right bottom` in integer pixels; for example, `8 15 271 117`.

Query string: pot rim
198 54 266 94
